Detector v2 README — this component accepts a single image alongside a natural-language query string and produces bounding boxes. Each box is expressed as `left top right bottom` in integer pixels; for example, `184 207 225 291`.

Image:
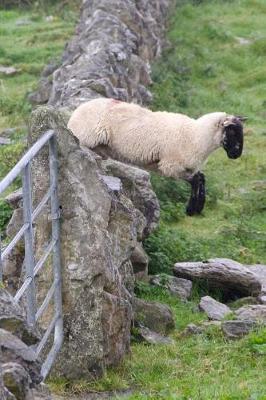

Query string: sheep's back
105 108 196 166
68 99 196 167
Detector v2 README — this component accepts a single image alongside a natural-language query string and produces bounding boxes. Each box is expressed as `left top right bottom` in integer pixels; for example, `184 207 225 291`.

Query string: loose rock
149 274 192 301
5 189 23 209
130 243 149 280
222 320 256 338
199 296 231 321
229 296 259 309
201 320 222 328
0 137 11 145
2 362 31 400
0 66 20 76
173 258 261 298
235 305 266 323
102 159 160 238
0 128 14 138
182 323 203 336
15 18 32 26
259 295 266 304
247 264 266 296
0 329 42 385
0 290 25 334
133 298 175 335
136 326 174 345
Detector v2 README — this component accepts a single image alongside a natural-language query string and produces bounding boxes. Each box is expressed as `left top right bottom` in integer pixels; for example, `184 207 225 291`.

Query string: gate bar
0 130 54 194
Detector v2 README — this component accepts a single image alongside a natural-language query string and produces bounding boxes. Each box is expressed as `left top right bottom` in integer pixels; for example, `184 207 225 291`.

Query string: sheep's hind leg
186 171 206 216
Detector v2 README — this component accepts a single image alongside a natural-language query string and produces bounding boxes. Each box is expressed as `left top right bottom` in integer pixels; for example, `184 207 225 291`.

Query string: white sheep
67 98 245 215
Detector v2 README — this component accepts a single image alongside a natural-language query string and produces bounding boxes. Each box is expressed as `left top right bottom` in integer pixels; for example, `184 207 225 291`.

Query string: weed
0 199 12 234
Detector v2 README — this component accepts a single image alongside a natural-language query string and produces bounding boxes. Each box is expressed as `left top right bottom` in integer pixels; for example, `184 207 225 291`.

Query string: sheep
67 98 245 215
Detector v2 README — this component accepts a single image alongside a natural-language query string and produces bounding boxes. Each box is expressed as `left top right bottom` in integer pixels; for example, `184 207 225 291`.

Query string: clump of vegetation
249 328 266 355
0 199 12 233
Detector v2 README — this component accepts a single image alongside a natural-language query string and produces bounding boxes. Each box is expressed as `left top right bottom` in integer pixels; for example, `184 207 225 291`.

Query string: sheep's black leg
186 171 206 216
195 172 205 214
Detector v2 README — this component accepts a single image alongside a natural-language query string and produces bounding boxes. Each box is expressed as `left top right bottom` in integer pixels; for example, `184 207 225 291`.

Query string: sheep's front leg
158 160 206 216
186 171 206 216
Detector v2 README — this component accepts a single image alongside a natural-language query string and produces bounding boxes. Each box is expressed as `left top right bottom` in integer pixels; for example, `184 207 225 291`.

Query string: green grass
0 2 78 230
49 289 266 400
0 4 77 132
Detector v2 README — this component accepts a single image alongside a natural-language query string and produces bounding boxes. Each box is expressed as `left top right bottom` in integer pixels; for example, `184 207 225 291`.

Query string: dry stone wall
30 0 172 109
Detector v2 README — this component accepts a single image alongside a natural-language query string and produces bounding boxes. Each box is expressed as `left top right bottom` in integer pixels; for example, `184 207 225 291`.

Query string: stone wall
28 107 159 379
30 0 172 109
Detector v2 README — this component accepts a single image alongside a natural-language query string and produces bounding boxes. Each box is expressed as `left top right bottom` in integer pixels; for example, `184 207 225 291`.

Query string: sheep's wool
68 98 228 180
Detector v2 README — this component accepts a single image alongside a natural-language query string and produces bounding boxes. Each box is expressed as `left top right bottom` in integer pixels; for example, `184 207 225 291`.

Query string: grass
0 1 78 232
0 4 77 132
1 1 266 399
49 289 266 400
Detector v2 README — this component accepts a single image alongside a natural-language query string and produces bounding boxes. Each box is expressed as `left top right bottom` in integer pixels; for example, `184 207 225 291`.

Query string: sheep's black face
222 118 244 159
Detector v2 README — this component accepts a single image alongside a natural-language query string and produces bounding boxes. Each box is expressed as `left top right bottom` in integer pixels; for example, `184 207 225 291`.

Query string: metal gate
0 129 63 379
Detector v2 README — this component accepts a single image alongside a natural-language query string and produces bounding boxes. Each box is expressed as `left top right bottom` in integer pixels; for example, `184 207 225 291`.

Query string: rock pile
171 258 266 338
138 258 265 340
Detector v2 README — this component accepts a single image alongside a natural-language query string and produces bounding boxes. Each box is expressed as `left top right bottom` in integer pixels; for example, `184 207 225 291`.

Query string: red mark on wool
110 99 121 105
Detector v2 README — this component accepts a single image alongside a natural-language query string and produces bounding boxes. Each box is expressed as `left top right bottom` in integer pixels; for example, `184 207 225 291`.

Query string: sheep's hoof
186 207 197 216
186 203 198 216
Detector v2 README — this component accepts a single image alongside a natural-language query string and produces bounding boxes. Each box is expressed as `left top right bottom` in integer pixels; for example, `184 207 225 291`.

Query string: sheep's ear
235 115 248 122
223 116 236 127
223 115 247 127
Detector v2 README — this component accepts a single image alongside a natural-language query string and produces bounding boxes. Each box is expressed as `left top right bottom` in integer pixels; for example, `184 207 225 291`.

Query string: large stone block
173 258 261 299
29 106 159 379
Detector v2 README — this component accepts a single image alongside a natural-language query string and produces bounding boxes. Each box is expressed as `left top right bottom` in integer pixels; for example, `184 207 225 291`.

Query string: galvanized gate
0 129 63 379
